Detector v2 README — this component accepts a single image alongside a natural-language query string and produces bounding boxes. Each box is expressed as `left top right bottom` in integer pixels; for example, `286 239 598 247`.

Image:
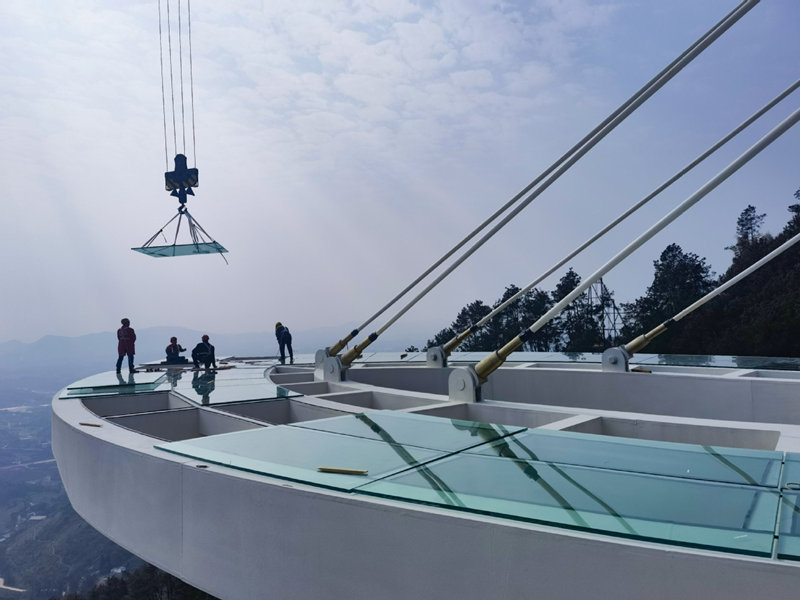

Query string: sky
1 0 799 345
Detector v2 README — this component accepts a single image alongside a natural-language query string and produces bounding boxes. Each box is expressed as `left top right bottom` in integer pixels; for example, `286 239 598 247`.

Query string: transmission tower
586 278 625 348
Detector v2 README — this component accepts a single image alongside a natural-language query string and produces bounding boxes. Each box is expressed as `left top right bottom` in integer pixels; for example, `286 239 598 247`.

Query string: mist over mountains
0 322 425 598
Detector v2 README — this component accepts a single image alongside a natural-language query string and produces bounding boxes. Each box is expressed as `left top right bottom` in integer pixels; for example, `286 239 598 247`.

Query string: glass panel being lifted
132 242 227 257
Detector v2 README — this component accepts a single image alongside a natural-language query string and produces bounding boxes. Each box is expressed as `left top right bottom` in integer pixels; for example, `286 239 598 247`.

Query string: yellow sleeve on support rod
328 329 359 357
474 335 525 383
624 320 672 356
443 327 473 356
340 333 379 367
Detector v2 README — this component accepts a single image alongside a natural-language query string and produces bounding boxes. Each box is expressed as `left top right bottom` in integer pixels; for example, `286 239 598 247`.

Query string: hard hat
202 334 209 340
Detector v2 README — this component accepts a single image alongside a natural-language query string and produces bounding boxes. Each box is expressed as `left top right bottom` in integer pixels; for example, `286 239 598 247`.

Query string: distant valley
0 326 420 598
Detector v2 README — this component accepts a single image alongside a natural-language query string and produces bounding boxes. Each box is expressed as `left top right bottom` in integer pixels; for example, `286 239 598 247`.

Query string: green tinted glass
173 378 298 405
132 242 227 257
468 429 781 487
358 453 779 556
294 411 524 452
781 454 800 490
157 425 445 491
777 493 800 560
61 371 166 397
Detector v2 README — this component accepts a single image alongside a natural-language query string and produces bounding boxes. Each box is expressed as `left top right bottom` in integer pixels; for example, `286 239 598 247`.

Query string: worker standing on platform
275 322 293 364
116 318 136 373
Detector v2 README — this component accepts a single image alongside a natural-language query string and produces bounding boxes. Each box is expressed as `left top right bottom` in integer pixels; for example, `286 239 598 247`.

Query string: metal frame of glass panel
132 242 227 257
133 205 227 261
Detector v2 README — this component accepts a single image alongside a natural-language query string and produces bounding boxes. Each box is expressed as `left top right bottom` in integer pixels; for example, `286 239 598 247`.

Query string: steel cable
157 0 169 170
178 0 186 155
445 77 800 354
188 0 197 166
338 0 760 365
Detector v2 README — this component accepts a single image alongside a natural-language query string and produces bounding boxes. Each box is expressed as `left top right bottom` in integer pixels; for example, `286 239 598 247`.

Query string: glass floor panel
466 429 782 487
161 367 274 388
172 379 299 405
172 376 271 389
132 242 227 257
357 453 779 556
294 411 524 452
777 492 800 560
156 426 445 491
202 368 271 381
61 371 167 397
780 453 800 489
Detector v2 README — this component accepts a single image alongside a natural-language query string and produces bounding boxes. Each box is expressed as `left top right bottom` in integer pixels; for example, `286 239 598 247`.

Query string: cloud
1 0 798 344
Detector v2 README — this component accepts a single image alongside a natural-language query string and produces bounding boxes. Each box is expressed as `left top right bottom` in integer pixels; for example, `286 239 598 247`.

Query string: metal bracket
602 346 631 372
314 348 330 368
315 356 345 382
426 346 447 368
448 366 481 402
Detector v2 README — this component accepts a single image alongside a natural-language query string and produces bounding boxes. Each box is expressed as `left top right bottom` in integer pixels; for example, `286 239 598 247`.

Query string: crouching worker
192 334 217 370
165 337 188 364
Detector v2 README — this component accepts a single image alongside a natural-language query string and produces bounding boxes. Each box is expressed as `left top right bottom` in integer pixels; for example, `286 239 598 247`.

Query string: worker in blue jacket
275 322 293 364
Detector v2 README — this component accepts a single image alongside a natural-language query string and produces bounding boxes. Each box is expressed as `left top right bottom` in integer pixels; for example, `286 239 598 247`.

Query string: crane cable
178 0 186 154
157 0 197 167
188 0 197 166
157 0 169 170
335 0 760 367
470 104 800 384
442 77 800 356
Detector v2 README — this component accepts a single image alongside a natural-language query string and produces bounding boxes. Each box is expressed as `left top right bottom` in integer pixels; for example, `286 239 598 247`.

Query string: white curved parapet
53 358 800 599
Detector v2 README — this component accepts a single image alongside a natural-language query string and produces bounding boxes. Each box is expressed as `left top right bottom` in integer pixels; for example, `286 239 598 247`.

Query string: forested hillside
422 191 800 358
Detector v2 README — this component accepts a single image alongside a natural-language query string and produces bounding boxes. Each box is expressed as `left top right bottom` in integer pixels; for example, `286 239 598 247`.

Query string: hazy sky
1 0 799 344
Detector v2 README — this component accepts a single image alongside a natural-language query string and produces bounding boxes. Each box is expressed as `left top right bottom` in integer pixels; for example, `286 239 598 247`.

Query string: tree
729 205 766 250
549 269 602 352
780 203 800 239
426 327 454 349
425 300 492 351
519 288 559 351
724 205 773 279
425 272 612 353
621 244 715 346
482 285 525 348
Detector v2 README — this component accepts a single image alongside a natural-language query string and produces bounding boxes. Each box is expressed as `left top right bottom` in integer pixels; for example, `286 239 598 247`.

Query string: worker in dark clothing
165 337 188 364
275 322 293 364
192 370 216 405
166 368 184 388
192 335 217 370
116 318 136 373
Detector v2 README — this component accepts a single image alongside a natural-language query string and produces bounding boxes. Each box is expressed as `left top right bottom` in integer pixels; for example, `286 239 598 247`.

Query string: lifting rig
131 0 227 261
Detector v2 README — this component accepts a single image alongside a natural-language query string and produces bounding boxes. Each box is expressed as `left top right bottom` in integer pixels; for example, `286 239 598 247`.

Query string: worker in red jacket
116 318 137 373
